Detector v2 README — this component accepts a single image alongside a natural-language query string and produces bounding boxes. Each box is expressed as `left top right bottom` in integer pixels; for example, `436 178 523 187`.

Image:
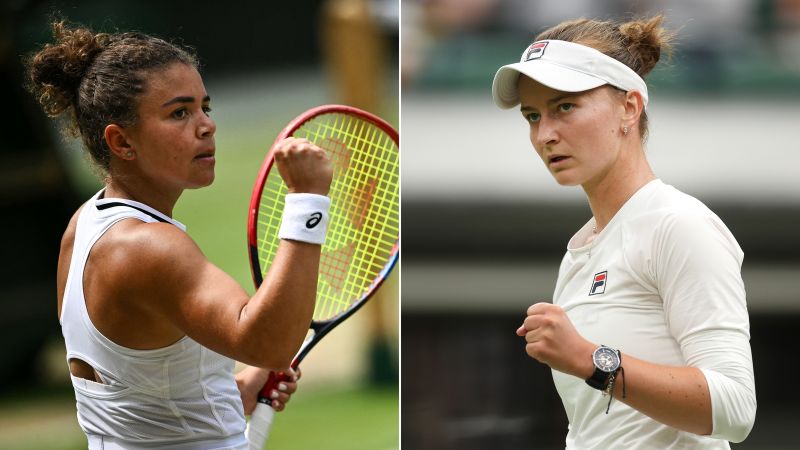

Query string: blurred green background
0 1 398 448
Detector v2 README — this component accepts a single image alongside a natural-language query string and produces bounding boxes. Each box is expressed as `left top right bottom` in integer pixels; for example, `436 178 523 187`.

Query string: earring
623 126 629 135
126 151 134 158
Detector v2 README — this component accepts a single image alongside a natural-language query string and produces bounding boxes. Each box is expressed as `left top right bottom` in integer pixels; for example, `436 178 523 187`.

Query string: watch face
593 346 620 373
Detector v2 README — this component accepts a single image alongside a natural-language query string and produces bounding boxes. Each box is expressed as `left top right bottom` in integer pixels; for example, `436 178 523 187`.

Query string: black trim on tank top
96 202 169 223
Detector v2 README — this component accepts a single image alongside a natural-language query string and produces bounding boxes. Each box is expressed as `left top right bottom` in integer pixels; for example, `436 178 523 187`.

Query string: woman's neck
103 174 181 218
583 145 656 232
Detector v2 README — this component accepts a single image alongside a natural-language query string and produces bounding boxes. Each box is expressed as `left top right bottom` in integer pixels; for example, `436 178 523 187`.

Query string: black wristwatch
586 345 621 390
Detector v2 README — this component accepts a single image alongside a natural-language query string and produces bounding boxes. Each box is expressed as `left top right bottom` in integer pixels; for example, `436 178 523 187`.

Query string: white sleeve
654 211 756 442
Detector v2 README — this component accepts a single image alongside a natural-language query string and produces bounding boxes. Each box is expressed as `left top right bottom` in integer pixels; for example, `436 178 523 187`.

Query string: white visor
492 40 649 109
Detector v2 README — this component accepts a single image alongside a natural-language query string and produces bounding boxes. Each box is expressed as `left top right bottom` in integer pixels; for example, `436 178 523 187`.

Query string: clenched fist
272 137 333 196
515 302 595 379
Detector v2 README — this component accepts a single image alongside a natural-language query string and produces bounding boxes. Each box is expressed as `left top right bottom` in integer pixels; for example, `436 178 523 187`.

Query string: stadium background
3 1 800 449
0 0 398 449
401 1 800 449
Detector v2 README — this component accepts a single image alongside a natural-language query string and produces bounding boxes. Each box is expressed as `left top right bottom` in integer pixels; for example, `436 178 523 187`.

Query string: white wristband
278 193 331 245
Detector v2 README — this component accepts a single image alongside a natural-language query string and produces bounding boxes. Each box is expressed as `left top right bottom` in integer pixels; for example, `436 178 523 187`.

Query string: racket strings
304 115 398 320
256 112 399 322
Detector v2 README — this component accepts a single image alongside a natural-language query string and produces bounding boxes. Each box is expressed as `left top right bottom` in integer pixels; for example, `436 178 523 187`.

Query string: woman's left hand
515 302 595 378
235 366 301 415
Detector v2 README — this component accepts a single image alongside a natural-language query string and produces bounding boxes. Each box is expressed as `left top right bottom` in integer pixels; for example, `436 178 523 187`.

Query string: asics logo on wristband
279 194 330 244
306 212 323 229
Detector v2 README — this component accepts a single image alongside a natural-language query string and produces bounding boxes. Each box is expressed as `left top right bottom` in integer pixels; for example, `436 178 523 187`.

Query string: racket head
247 105 399 329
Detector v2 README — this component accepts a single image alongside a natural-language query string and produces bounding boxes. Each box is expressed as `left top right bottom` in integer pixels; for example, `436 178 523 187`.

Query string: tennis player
493 16 756 448
27 21 332 449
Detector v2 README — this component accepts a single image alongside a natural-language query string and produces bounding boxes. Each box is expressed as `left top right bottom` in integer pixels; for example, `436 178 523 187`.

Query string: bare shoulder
94 219 204 280
82 218 222 347
87 216 249 348
86 218 212 329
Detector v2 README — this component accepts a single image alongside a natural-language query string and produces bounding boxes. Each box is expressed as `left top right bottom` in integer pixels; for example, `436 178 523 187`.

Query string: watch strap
586 367 612 390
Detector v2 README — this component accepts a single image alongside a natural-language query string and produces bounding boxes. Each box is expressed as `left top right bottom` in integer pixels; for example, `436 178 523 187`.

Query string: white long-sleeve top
551 179 756 449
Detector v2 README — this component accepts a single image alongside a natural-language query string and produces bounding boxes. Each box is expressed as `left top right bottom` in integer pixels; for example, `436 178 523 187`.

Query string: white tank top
60 191 247 449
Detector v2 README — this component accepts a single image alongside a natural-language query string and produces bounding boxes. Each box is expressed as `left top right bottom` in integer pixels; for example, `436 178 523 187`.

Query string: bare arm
150 232 322 368
94 216 320 368
96 137 332 368
607 354 711 435
170 137 331 368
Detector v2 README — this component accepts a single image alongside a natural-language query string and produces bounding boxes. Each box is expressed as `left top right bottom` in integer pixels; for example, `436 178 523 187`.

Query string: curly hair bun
28 21 109 118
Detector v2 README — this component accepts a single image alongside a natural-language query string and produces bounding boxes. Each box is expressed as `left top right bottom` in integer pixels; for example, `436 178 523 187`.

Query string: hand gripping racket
244 105 399 449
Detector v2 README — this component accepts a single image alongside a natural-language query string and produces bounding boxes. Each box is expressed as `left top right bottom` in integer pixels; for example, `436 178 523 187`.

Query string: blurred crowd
402 0 800 91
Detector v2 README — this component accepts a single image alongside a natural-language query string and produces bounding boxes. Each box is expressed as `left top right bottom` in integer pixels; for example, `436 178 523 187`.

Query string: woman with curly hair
28 21 333 449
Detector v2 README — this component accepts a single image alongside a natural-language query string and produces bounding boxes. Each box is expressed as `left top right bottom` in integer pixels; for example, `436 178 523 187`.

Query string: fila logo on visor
589 271 607 296
524 41 548 61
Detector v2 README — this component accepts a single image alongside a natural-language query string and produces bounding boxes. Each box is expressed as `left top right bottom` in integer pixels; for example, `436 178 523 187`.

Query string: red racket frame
246 104 399 403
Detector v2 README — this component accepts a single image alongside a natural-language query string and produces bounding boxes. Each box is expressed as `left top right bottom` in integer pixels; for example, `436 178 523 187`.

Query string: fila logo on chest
589 271 607 296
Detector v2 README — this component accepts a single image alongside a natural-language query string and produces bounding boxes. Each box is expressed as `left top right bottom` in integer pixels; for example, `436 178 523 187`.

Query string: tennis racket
244 105 399 449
